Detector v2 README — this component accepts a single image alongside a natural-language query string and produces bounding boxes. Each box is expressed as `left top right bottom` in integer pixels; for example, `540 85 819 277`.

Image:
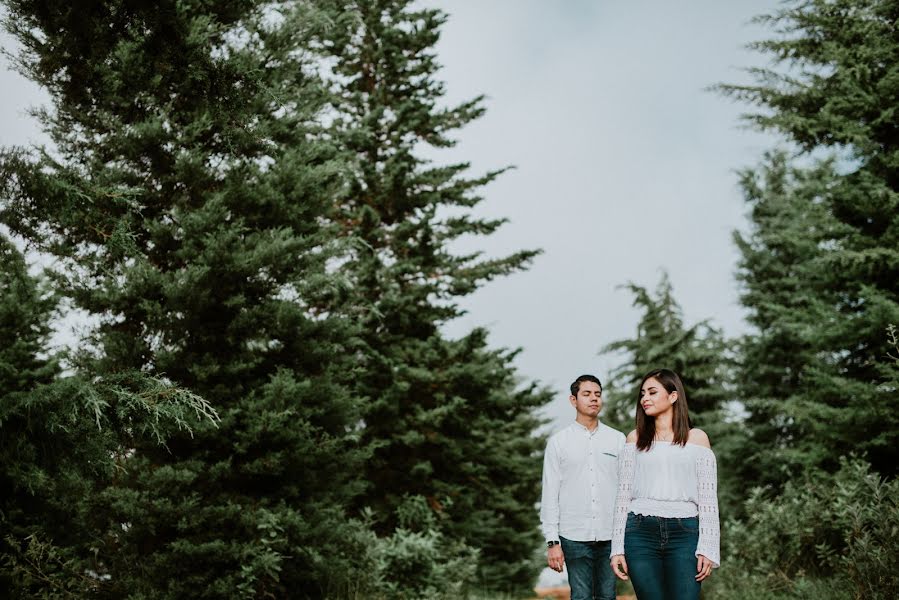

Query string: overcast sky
427 0 781 431
0 1 782 432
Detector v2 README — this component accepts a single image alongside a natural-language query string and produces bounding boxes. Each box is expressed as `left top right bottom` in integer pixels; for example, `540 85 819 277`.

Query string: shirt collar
572 421 601 435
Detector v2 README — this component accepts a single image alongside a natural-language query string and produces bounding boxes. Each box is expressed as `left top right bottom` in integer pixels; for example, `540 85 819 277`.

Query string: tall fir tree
0 235 217 598
719 0 899 486
1 1 370 597
728 154 854 491
0 234 56 394
316 0 550 590
602 273 731 427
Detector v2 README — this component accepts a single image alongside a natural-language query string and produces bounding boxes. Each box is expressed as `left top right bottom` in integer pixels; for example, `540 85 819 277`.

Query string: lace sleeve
610 443 636 557
695 447 720 567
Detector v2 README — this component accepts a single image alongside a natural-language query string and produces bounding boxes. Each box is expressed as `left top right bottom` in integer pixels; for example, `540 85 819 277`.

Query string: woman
609 368 719 600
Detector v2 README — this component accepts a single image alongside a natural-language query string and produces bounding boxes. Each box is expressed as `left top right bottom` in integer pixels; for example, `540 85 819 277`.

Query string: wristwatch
547 540 560 548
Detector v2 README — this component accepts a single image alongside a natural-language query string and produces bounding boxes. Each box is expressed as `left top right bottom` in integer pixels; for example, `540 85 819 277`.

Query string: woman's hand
696 554 714 581
610 554 629 581
547 545 564 572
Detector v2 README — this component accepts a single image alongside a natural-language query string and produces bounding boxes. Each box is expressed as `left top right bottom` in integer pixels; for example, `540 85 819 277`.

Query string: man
540 374 626 600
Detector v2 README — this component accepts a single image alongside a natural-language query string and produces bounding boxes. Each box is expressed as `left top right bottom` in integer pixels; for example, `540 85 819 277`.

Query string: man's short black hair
570 374 602 396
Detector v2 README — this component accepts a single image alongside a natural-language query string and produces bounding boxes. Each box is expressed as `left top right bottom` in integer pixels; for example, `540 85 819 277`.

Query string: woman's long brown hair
635 368 692 451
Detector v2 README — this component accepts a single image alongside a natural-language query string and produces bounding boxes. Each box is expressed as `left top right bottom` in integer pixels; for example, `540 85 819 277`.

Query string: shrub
705 458 899 600
330 495 479 600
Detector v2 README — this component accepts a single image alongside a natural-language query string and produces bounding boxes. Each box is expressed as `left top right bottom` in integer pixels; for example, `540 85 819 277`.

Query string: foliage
371 495 479 600
2 534 91 600
705 457 899 600
315 0 550 591
371 528 478 600
601 272 732 428
726 154 858 501
323 497 481 600
720 0 899 486
0 238 220 598
0 0 370 597
1 373 220 598
1 0 551 595
709 1 899 594
0 234 57 392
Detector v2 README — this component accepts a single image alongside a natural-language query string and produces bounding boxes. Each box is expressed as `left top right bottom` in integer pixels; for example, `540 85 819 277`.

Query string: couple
540 370 719 600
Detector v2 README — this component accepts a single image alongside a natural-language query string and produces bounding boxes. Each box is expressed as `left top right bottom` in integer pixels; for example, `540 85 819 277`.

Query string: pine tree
0 235 57 393
602 272 731 427
1 235 218 597
316 0 550 590
719 0 899 485
1 1 370 597
727 154 851 490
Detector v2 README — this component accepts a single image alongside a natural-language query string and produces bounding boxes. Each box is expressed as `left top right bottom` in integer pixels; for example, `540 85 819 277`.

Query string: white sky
428 0 781 431
0 1 781 433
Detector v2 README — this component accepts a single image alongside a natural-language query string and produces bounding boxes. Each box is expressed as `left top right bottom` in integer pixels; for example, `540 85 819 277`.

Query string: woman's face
639 377 677 417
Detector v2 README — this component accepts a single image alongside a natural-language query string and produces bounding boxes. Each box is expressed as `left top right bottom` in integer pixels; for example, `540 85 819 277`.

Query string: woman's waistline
629 498 698 518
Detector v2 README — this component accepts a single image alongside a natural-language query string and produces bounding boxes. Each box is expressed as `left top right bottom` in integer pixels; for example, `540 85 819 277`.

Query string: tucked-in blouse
610 442 720 566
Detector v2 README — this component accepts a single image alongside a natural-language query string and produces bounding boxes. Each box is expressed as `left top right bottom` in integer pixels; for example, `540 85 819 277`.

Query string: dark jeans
559 536 616 600
624 513 701 600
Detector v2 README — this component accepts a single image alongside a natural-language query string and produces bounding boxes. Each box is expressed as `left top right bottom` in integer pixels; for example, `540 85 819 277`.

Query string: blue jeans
559 537 616 600
624 513 701 600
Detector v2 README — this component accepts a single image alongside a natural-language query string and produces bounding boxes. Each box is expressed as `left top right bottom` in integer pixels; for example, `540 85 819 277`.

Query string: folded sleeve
610 443 636 557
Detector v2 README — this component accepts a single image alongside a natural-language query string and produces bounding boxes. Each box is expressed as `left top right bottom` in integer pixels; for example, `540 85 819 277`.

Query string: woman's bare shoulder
626 429 638 443
688 428 711 448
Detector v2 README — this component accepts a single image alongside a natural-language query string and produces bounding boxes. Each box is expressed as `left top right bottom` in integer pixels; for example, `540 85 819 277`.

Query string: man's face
569 380 603 417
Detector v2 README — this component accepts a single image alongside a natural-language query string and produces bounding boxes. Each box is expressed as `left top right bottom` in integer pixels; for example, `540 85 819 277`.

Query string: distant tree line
0 1 549 598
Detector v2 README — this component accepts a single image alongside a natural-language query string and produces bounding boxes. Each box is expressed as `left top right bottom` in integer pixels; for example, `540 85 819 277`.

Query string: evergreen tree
0 234 57 393
728 154 855 491
602 272 731 428
316 0 550 590
1 1 369 597
1 234 217 598
719 0 899 484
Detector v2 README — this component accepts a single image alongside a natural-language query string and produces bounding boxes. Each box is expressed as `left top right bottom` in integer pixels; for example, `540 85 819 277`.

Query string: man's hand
696 554 714 581
547 544 564 572
610 554 629 581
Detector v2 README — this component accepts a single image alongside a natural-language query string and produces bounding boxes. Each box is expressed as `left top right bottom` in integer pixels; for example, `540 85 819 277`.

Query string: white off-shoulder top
610 442 720 566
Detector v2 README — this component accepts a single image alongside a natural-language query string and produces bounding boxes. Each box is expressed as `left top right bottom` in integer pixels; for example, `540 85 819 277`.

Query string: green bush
705 458 899 600
370 527 478 600
331 496 479 600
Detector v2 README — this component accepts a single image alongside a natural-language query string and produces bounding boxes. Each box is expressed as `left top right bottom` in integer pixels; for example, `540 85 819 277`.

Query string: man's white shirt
540 421 626 543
